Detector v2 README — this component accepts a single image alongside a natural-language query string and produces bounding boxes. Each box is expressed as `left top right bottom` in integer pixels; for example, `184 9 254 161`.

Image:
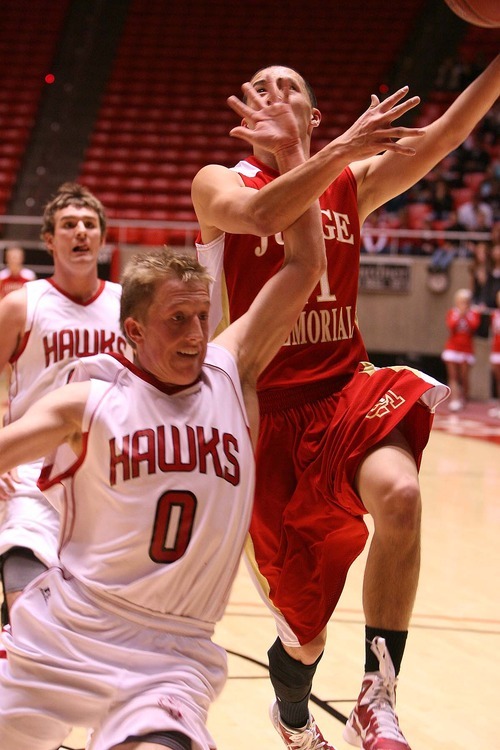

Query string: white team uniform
0 347 255 750
0 278 128 566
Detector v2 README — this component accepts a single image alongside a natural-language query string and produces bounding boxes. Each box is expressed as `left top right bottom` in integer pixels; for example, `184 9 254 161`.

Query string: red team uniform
197 157 449 646
491 308 500 364
442 306 481 365
0 267 36 299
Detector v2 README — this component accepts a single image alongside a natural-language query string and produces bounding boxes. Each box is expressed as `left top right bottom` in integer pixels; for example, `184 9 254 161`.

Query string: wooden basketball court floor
1 376 498 749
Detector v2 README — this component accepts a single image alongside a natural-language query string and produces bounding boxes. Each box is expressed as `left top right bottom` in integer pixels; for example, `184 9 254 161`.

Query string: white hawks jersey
5 278 129 425
39 347 255 630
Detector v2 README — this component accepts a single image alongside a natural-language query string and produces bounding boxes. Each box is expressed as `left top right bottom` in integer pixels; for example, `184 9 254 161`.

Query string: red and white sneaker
270 701 337 750
343 637 411 750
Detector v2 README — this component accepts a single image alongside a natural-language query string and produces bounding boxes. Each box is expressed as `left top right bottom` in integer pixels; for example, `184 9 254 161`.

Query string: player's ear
43 232 55 255
123 317 144 347
311 108 321 128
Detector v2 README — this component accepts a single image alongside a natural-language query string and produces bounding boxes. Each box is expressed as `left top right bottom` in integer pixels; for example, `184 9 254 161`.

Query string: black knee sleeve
0 547 47 625
267 637 322 703
124 730 191 749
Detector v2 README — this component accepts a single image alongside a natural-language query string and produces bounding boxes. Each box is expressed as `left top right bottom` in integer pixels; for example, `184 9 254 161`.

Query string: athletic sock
365 626 408 675
268 637 323 728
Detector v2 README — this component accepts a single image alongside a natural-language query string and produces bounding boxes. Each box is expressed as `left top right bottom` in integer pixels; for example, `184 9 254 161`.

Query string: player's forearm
244 199 326 379
428 54 500 150
0 419 46 475
251 141 354 236
0 387 85 475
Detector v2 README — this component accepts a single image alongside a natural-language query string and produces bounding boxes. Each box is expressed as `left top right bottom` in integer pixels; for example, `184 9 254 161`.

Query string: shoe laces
363 637 407 742
282 718 330 750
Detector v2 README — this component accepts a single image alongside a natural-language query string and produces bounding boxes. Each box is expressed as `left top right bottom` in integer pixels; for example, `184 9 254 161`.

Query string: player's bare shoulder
0 285 28 351
192 162 243 200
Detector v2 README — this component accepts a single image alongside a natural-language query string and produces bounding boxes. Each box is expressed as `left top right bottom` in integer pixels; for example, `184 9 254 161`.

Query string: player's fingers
240 82 263 107
277 77 291 103
227 95 249 118
386 96 421 122
266 77 281 103
228 125 254 143
382 137 423 155
0 479 14 499
387 126 426 140
378 85 411 112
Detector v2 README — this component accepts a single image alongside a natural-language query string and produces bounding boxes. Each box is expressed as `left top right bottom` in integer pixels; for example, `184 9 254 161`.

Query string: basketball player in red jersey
192 55 500 750
0 188 325 748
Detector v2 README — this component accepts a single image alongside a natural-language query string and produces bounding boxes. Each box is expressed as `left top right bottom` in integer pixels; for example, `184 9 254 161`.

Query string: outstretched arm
0 382 88 477
192 81 424 242
354 53 500 222
215 191 326 442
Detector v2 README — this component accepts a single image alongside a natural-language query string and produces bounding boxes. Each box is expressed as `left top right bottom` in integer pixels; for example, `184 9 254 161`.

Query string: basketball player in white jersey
0 182 129 627
0 122 326 748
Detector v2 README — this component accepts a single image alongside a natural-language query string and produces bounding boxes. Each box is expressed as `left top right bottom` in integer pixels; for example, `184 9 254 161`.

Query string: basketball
443 0 500 27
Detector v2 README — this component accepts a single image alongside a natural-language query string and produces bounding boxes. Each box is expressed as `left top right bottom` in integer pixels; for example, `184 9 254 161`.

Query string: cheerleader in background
442 288 481 412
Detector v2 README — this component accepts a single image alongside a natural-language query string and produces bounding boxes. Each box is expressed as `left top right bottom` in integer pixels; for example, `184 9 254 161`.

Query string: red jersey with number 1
197 156 367 391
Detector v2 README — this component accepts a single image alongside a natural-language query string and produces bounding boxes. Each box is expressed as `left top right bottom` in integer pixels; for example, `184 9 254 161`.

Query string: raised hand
334 86 426 159
227 77 302 156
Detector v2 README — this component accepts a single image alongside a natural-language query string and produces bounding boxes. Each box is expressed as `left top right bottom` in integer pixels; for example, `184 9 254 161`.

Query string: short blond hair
120 248 212 341
454 288 472 305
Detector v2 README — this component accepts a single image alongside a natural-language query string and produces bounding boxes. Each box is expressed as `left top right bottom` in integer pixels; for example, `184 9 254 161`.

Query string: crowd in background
361 54 499 263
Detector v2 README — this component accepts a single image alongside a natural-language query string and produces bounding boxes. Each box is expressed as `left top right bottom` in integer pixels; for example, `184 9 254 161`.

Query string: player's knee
373 476 421 537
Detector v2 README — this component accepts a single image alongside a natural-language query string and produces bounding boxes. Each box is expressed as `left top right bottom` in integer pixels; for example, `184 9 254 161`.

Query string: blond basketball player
0 136 326 750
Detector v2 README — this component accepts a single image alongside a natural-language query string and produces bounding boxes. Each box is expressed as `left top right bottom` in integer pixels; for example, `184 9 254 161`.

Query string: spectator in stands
430 177 454 220
433 152 463 189
468 239 492 337
482 240 500 310
469 240 491 304
428 238 457 273
361 208 396 255
0 246 36 299
399 214 437 257
456 131 492 175
442 288 482 412
404 176 433 206
477 100 499 150
434 56 474 92
478 160 500 219
457 191 494 231
441 209 469 257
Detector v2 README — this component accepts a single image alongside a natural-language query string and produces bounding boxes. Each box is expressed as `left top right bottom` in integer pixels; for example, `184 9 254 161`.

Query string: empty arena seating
1 0 496 250
78 0 428 243
0 1 70 214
